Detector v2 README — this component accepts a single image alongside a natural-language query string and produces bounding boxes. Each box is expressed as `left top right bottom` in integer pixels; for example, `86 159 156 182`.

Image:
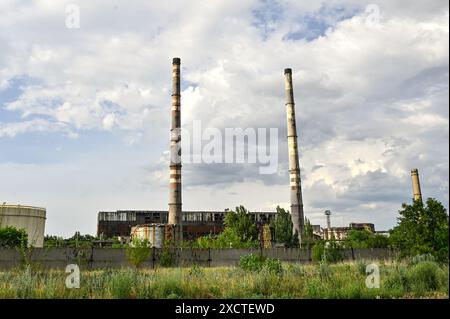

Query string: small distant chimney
410 168 422 203
324 210 331 229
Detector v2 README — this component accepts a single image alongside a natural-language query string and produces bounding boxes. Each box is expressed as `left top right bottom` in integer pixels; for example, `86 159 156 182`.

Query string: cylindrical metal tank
130 224 165 248
0 204 46 247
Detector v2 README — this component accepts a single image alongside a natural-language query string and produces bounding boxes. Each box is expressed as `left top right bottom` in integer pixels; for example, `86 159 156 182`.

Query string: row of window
99 211 276 222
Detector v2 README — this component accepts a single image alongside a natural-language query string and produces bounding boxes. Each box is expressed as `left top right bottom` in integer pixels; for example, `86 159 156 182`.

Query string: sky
0 0 448 237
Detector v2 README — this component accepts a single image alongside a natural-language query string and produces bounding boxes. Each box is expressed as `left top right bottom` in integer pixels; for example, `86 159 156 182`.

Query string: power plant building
97 210 277 240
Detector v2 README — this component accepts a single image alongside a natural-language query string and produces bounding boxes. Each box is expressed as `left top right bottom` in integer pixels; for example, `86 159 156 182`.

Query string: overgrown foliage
125 238 152 268
0 261 447 299
239 253 283 274
343 229 390 249
390 198 449 262
158 241 177 267
193 206 259 249
44 232 98 248
312 241 343 263
271 206 297 247
0 226 28 248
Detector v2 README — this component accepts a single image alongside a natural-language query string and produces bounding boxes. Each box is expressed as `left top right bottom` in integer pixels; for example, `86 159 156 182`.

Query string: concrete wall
0 247 394 270
0 205 46 247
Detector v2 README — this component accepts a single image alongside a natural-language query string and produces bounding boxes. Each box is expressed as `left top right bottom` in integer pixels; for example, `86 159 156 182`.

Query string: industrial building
97 210 277 240
96 60 384 246
0 204 46 247
323 222 375 241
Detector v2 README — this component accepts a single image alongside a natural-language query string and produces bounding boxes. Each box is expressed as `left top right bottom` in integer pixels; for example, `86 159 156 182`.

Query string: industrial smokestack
284 68 304 245
324 210 331 229
168 57 182 242
411 168 422 203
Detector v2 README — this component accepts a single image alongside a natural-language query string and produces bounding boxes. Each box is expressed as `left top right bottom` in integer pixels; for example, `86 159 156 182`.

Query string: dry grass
0 260 447 299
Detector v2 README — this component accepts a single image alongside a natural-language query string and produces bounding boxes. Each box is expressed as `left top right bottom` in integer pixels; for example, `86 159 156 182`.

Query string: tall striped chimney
284 68 304 245
168 57 182 242
411 168 422 203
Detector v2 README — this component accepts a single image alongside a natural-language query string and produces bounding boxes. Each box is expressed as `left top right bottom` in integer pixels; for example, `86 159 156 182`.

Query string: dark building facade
97 210 277 240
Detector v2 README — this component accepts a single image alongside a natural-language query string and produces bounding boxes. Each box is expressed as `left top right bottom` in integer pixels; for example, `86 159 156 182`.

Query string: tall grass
0 260 447 299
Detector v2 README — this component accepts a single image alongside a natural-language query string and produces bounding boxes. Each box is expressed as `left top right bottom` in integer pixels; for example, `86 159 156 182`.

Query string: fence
0 247 394 270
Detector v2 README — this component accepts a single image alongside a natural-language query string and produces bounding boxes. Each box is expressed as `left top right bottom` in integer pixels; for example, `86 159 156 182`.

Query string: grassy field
0 260 448 299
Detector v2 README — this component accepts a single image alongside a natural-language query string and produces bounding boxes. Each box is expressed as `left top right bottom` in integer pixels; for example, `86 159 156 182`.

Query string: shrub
239 253 283 274
125 238 152 268
312 242 325 263
408 261 442 293
239 253 266 272
263 258 283 274
187 264 204 277
0 226 28 248
312 241 343 263
159 245 176 267
11 265 35 298
108 270 136 299
384 265 409 292
356 259 368 275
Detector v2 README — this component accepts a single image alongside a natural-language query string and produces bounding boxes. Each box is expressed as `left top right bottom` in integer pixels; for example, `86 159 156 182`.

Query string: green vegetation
125 238 152 269
193 206 259 249
343 229 390 249
158 244 176 267
390 198 449 262
312 240 343 263
239 253 283 274
0 260 447 299
44 232 98 248
0 226 28 248
271 206 298 247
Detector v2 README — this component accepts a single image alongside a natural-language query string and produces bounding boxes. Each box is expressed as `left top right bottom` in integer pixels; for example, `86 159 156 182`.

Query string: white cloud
0 0 448 235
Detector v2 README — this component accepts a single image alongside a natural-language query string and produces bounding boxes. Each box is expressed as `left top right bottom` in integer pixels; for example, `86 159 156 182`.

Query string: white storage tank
130 224 165 248
0 204 46 247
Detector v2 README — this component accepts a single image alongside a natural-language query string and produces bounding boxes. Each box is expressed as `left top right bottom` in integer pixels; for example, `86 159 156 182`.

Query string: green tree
0 226 28 248
366 234 390 248
390 198 449 262
343 229 371 248
193 206 259 249
302 218 314 248
223 206 258 243
271 206 296 247
343 229 390 249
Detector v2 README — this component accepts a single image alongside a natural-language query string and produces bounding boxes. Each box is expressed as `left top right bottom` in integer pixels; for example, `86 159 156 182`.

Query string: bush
239 253 282 274
239 253 266 272
312 241 343 263
125 238 152 268
263 258 283 274
0 226 28 248
159 245 176 267
384 265 409 292
312 242 325 262
187 264 204 277
408 261 442 293
108 270 136 299
356 259 368 275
